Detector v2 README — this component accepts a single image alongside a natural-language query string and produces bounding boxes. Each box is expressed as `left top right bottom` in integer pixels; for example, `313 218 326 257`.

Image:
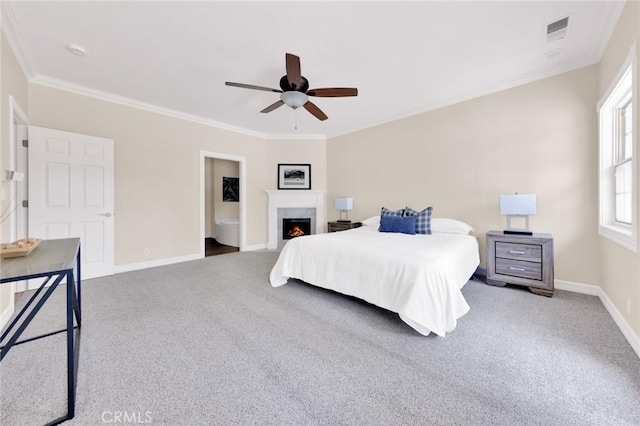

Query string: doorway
200 151 246 257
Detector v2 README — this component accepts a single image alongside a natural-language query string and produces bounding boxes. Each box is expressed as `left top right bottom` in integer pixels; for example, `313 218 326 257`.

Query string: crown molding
30 75 264 138
30 75 327 140
330 57 597 140
590 0 627 65
1 2 325 140
1 2 35 79
263 133 326 141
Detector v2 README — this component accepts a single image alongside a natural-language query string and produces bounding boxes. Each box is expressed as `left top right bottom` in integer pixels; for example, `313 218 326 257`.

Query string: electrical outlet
626 297 631 315
143 248 150 257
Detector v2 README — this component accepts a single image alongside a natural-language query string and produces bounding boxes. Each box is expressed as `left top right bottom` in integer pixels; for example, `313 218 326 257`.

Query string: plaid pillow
381 207 405 217
404 206 433 235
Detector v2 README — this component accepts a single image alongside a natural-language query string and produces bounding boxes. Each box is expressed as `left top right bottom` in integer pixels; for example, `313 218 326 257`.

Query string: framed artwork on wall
222 177 239 202
277 164 311 190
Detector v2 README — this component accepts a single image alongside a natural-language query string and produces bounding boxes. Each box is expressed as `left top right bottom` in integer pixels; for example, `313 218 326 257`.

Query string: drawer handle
509 266 526 271
509 250 526 255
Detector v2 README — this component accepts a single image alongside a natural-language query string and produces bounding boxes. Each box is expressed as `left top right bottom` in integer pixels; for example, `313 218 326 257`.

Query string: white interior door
28 126 114 279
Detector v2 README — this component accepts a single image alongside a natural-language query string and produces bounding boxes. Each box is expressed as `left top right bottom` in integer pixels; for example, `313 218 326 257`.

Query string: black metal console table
0 238 81 425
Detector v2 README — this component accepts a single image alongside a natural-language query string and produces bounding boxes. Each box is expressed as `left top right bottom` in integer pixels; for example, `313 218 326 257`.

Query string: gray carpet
1 251 639 425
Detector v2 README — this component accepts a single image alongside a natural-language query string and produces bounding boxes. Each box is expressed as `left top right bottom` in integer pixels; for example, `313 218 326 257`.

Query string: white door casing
9 97 29 292
14 124 30 291
16 124 28 242
28 126 114 279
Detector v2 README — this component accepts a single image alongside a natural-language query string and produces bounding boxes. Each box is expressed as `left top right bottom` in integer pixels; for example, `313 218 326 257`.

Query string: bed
269 217 480 336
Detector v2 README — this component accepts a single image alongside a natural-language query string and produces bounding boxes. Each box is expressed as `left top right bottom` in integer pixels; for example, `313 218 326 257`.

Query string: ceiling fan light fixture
281 91 308 109
226 53 356 121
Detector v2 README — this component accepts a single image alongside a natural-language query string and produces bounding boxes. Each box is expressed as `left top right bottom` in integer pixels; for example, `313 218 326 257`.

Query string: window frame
598 43 637 252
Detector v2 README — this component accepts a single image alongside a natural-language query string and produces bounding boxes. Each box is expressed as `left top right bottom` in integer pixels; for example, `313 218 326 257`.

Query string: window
599 49 637 252
615 99 633 224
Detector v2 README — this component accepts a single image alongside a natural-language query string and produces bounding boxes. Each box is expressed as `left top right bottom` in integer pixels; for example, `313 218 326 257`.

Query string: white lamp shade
335 197 354 211
500 194 537 215
281 91 309 109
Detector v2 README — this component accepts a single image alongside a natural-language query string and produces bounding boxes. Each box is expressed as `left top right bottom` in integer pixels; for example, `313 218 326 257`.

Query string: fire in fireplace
283 218 311 240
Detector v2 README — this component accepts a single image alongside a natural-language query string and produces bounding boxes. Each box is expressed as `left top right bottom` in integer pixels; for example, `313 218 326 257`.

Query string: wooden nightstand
485 230 554 297
328 221 362 233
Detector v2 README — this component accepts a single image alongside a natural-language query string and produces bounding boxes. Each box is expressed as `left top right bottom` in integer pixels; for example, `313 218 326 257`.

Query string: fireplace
283 218 311 240
266 190 325 250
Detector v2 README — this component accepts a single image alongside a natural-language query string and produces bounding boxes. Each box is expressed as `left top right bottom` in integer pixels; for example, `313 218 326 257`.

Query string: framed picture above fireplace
278 164 311 190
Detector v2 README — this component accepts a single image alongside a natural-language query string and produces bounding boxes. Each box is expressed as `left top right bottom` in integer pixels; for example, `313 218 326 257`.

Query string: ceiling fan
225 53 358 121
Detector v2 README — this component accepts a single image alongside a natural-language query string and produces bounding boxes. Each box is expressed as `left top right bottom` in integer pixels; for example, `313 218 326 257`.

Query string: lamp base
503 229 533 236
337 220 352 223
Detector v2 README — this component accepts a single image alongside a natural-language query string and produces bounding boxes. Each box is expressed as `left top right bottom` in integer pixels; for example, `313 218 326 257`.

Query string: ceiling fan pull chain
294 109 298 130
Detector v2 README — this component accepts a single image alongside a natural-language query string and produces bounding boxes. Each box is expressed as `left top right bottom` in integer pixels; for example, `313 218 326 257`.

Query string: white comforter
270 226 480 336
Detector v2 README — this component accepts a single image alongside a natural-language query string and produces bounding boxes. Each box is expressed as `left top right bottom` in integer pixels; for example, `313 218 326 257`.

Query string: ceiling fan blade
225 81 282 93
303 101 328 121
261 100 285 113
307 87 358 97
285 53 302 88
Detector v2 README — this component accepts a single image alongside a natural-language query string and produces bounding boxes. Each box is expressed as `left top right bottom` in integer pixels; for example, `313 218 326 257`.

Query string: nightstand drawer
486 231 553 296
496 258 542 280
496 242 542 263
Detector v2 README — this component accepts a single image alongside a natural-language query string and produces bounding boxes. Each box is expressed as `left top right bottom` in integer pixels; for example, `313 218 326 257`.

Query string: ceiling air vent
546 16 569 43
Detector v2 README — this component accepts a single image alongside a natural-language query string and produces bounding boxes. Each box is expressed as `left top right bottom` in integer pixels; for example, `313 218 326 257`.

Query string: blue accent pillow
381 207 404 217
404 206 433 235
379 215 416 235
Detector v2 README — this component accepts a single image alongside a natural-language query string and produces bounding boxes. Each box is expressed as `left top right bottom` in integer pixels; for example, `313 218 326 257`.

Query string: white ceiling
2 1 626 139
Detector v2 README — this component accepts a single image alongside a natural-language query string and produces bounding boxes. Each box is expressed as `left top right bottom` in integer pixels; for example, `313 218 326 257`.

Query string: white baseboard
0 300 15 331
114 253 202 274
555 279 640 359
114 243 268 274
597 288 640 359
554 279 600 296
243 243 267 251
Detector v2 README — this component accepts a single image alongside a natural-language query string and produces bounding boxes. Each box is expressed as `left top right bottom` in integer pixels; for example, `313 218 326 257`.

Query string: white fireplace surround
266 190 326 249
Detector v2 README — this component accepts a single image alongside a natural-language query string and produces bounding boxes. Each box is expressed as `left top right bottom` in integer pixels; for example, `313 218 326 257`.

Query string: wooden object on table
485 230 554 297
0 238 41 258
328 221 362 233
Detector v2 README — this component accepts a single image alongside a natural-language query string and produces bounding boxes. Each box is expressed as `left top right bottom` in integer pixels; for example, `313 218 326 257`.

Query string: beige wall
27 84 325 264
596 0 640 336
0 31 29 320
328 65 600 287
265 138 327 191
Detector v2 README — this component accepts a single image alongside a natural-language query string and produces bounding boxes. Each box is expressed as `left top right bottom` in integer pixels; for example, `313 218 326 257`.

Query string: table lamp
500 193 536 235
335 197 353 223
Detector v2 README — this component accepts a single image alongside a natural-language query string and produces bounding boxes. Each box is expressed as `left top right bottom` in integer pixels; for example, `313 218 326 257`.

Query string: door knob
98 212 113 217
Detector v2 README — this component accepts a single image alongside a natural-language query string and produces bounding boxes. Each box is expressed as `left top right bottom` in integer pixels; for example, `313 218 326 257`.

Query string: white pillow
430 218 474 235
362 216 381 228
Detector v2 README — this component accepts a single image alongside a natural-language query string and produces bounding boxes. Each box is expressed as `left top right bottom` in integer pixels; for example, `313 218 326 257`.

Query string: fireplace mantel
266 190 326 249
